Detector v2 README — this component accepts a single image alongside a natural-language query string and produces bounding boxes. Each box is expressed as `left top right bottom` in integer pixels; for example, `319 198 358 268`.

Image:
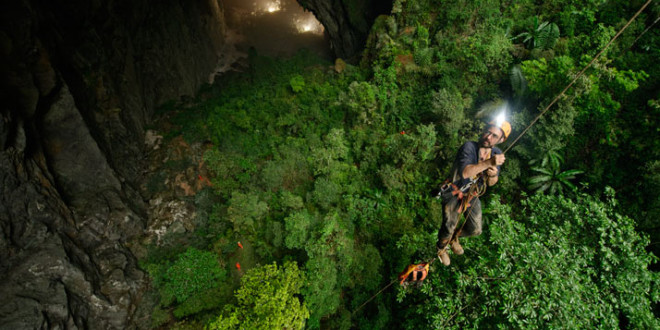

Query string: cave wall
0 0 225 328
0 0 390 327
298 0 392 61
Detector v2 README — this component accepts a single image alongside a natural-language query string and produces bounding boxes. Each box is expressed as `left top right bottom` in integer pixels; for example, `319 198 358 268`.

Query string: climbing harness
352 0 654 315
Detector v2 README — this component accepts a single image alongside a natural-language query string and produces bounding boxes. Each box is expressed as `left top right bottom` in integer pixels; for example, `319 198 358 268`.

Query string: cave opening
217 0 331 73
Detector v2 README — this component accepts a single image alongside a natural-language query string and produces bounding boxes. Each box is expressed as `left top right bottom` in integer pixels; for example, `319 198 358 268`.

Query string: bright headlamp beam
495 111 506 127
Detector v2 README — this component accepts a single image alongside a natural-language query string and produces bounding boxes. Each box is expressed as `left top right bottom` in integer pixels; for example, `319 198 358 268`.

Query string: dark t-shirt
451 141 502 189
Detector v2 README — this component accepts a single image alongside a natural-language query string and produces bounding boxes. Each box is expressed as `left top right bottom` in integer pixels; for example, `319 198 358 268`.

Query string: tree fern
528 150 583 194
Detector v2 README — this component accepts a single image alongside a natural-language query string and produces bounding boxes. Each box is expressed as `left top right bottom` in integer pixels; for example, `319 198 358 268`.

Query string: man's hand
463 152 506 180
485 166 498 177
486 165 499 186
489 154 506 166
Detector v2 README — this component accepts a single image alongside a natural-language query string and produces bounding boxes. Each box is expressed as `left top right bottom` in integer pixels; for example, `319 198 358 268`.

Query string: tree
514 16 561 50
156 248 226 306
208 261 309 329
528 149 583 194
398 191 659 328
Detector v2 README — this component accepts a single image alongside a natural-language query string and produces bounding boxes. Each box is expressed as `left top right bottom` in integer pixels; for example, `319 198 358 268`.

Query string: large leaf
537 22 560 50
560 179 578 191
529 174 552 185
510 65 527 97
531 166 553 175
558 169 584 178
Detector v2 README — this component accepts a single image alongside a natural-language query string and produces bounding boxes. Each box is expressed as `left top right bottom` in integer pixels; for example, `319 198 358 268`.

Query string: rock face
0 0 388 327
0 0 225 328
298 0 392 60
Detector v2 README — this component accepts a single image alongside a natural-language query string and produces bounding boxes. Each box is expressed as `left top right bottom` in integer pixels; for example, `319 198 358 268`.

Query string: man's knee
465 211 482 237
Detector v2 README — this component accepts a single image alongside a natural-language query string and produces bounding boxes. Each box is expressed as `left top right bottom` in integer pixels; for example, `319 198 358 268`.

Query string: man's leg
450 197 482 256
437 194 460 249
460 197 482 238
436 194 460 265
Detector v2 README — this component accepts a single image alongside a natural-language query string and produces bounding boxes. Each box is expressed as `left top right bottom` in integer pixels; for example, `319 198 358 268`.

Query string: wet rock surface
299 0 392 60
0 0 384 327
0 0 224 328
140 131 214 250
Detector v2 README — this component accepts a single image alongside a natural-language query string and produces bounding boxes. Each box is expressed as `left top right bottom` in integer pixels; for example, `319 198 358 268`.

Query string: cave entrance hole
218 0 331 72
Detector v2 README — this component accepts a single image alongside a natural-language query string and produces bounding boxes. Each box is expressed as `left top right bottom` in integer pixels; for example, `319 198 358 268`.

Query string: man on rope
435 116 510 266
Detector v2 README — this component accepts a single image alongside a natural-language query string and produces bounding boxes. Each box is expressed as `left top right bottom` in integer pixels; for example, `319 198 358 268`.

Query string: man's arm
485 166 498 186
462 154 505 180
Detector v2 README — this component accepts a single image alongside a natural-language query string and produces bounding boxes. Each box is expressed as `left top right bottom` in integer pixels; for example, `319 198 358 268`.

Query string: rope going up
352 279 397 314
502 0 655 154
351 0 654 315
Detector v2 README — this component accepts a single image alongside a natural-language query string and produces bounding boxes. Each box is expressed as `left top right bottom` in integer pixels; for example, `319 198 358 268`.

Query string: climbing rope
351 0 654 315
503 0 654 154
352 279 398 314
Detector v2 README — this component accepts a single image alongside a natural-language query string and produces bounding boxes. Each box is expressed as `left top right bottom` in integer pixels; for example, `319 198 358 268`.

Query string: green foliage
226 192 269 236
528 149 584 194
290 74 305 93
207 261 309 329
428 88 470 158
150 248 226 307
303 251 341 328
150 306 171 328
509 65 527 98
143 1 660 328
519 56 578 152
401 192 659 328
340 81 380 126
284 210 313 249
514 16 561 50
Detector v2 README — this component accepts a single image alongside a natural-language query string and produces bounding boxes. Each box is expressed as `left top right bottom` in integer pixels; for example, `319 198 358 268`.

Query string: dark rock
298 0 392 61
0 0 225 328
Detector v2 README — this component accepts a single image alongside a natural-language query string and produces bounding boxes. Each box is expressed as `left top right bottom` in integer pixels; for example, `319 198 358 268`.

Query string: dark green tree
398 191 659 328
528 150 583 194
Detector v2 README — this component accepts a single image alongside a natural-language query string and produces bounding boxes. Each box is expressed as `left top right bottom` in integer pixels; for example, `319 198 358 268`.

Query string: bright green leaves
290 74 305 93
143 2 660 328
528 149 583 194
523 192 659 328
208 261 309 330
514 16 561 50
404 192 659 329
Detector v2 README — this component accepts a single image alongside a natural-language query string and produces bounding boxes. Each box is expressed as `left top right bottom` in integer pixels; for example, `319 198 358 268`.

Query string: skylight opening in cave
221 0 330 60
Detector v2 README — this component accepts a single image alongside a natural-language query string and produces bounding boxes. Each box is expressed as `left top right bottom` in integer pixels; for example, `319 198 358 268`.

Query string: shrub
207 261 309 329
290 74 305 93
159 248 226 306
400 191 659 328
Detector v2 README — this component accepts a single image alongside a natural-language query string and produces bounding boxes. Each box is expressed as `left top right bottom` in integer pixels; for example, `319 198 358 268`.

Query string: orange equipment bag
398 263 430 285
